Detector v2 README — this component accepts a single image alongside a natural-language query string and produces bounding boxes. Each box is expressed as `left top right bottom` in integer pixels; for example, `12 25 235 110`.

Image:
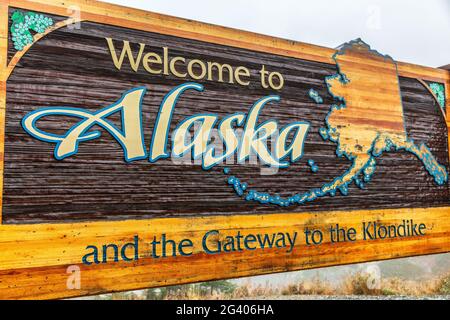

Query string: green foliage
429 82 446 109
380 288 397 296
378 260 425 280
144 280 237 300
10 10 53 51
438 275 450 294
200 280 237 295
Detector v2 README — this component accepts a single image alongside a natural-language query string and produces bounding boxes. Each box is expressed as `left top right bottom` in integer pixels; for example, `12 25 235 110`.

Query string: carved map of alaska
244 39 448 206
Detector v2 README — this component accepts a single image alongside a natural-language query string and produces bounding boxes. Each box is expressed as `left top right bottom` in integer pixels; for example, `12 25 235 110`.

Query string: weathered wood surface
0 207 448 299
4 0 449 83
0 0 448 300
2 16 449 223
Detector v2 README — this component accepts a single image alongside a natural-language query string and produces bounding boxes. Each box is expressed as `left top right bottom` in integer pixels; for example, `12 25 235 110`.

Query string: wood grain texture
2 15 449 223
0 206 449 299
446 78 450 168
3 0 449 83
0 1 9 224
0 0 449 300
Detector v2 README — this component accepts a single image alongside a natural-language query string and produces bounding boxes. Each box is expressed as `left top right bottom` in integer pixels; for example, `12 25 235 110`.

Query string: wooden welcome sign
0 0 449 299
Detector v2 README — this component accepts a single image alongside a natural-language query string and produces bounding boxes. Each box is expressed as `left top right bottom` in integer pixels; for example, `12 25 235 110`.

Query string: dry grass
99 273 450 299
279 272 450 297
233 283 279 298
280 276 336 296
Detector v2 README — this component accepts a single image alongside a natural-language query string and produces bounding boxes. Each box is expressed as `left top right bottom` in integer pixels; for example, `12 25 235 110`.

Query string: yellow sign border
0 0 449 299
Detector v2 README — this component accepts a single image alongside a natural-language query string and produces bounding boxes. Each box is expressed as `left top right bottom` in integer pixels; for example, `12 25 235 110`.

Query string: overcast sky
103 0 450 68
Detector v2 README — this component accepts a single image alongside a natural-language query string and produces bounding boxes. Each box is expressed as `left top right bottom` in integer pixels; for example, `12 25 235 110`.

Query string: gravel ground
244 295 450 300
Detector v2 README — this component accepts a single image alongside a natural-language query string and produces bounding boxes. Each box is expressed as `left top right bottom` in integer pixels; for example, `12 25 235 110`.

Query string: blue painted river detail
227 39 448 207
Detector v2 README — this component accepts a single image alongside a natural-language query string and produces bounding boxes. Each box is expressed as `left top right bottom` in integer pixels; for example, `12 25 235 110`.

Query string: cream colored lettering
172 115 217 159
150 83 204 162
276 123 309 162
143 52 162 74
22 87 148 162
187 59 207 80
203 114 246 169
238 96 286 167
106 38 146 72
170 56 187 78
207 62 234 84
105 39 260 87
22 83 310 170
234 66 251 86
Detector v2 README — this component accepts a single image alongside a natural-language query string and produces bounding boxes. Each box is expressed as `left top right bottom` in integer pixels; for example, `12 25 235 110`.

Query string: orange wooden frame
0 0 449 299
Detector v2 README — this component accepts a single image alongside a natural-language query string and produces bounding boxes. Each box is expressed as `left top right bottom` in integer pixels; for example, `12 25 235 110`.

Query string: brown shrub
340 272 380 295
280 276 335 296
